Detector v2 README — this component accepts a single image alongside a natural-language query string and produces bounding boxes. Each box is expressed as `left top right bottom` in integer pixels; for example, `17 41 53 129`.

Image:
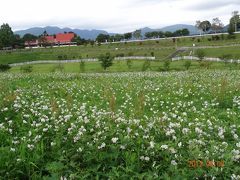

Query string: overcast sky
1 0 239 33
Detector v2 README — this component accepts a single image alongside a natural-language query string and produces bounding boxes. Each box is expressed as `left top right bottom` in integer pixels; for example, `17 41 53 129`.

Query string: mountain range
14 24 227 40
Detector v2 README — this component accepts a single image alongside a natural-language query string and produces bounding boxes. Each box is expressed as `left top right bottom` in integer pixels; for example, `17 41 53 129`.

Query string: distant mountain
14 26 109 40
140 24 199 35
15 23 227 41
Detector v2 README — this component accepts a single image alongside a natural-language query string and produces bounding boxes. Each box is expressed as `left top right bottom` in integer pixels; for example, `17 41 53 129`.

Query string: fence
172 56 240 63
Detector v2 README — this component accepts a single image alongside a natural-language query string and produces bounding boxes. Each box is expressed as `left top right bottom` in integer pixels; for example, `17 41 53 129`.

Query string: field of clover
0 71 240 179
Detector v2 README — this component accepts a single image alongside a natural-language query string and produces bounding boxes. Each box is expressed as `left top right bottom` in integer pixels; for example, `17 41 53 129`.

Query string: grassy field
0 71 240 179
0 33 240 64
9 60 240 73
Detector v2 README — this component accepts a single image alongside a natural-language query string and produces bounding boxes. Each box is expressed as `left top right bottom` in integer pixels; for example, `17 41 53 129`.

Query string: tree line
96 28 190 43
195 11 240 35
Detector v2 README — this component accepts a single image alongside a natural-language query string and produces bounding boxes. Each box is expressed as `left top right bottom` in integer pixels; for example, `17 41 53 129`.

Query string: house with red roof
25 32 76 48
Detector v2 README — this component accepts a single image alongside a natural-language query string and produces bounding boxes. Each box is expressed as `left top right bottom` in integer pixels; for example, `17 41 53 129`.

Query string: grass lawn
9 60 240 73
1 33 240 64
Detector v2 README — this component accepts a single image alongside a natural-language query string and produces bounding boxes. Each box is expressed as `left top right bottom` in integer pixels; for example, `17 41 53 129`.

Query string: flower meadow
0 71 240 179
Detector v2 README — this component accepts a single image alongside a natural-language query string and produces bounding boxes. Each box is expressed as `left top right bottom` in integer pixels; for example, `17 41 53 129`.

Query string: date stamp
188 160 224 168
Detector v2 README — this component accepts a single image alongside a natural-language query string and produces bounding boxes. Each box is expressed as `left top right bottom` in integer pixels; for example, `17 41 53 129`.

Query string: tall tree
123 32 132 40
181 28 190 36
22 33 38 42
133 29 142 39
212 18 224 33
0 23 15 48
99 52 114 70
198 21 211 34
229 11 240 33
96 34 110 43
195 20 202 35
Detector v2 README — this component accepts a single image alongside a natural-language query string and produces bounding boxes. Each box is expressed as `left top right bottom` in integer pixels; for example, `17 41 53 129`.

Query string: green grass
1 33 240 64
10 60 240 73
0 71 240 179
200 47 240 59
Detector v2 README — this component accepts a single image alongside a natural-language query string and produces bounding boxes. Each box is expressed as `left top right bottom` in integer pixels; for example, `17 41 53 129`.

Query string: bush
219 54 233 66
20 65 33 73
227 34 236 39
128 52 134 56
79 61 85 73
195 49 205 61
116 53 125 57
99 53 114 70
141 60 151 71
184 61 192 70
150 52 154 57
163 60 171 71
126 59 133 70
0 64 11 72
200 61 212 69
57 55 63 60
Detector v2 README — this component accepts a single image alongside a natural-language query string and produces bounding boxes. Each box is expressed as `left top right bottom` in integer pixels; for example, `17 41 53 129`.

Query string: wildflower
236 142 240 148
161 145 168 150
178 142 182 147
111 137 118 144
145 156 150 161
150 141 155 148
171 160 177 166
98 142 106 149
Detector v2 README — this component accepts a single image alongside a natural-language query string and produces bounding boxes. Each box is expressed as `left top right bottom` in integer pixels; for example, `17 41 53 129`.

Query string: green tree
164 31 173 37
99 53 114 70
133 30 142 39
195 49 206 61
22 33 38 42
124 32 132 40
79 61 85 73
184 61 192 70
96 34 110 43
0 23 15 48
212 17 224 33
199 21 211 33
0 64 11 72
126 59 133 70
229 11 240 33
181 28 190 36
163 60 171 71
142 60 151 71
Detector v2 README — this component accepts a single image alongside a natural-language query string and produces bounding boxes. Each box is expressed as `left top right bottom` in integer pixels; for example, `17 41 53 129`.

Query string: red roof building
55 33 75 44
25 32 76 48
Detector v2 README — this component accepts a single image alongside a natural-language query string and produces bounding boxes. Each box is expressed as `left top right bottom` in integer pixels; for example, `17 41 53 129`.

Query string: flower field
0 71 240 179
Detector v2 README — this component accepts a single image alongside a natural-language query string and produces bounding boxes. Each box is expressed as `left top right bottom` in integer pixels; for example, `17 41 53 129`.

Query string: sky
1 0 240 33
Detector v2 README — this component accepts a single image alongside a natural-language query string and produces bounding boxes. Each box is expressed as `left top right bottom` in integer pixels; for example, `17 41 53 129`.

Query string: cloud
0 0 239 33
185 0 240 11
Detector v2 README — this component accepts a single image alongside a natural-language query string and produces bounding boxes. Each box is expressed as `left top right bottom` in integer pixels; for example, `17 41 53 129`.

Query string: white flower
98 142 106 149
178 142 182 147
145 156 150 161
111 137 118 144
234 134 238 140
171 160 177 166
10 148 16 152
77 147 83 152
161 145 168 150
150 141 155 148
236 142 240 148
120 145 126 150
